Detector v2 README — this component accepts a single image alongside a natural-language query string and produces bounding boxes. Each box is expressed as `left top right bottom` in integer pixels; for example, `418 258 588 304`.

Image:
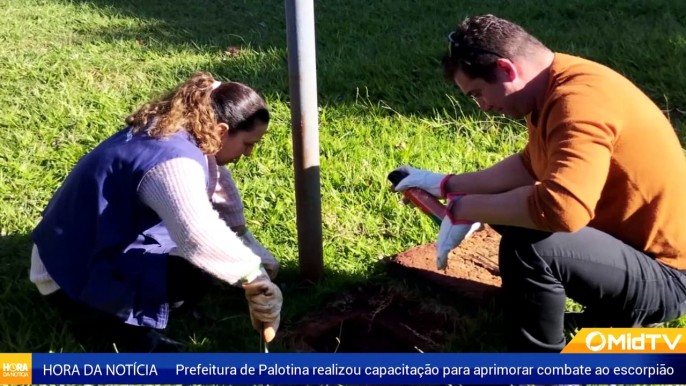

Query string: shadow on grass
56 0 686 119
0 233 75 353
165 257 506 354
0 231 506 353
273 261 507 354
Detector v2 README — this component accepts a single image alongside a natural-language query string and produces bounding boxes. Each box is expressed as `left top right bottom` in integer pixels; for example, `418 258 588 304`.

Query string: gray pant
493 225 686 353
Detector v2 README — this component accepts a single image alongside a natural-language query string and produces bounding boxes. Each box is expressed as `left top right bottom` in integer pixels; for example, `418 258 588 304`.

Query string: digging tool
388 170 445 226
259 322 269 354
259 322 269 386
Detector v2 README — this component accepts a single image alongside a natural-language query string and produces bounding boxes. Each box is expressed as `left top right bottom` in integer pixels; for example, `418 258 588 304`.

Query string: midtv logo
561 328 686 353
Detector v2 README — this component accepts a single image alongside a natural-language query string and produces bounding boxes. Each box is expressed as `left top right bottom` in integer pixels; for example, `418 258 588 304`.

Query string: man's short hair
442 14 548 82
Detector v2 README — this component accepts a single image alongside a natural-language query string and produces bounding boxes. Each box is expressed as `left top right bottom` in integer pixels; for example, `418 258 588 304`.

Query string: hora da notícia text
42 363 158 376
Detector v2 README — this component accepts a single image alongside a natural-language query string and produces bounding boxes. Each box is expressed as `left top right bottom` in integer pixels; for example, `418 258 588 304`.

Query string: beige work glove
436 193 482 270
242 268 282 342
239 230 279 280
391 165 453 198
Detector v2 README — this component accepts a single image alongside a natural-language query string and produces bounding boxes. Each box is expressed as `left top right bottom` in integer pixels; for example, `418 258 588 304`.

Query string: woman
29 72 282 352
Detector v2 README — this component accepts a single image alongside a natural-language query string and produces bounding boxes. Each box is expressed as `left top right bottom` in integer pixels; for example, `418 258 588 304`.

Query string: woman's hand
243 269 282 342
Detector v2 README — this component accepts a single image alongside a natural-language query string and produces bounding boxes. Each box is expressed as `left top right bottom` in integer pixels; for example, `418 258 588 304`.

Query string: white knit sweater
30 155 262 295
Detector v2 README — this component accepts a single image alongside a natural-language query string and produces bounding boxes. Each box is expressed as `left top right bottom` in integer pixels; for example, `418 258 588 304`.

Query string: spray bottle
387 170 446 226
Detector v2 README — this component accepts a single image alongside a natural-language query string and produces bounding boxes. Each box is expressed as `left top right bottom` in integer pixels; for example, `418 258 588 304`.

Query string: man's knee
498 226 553 279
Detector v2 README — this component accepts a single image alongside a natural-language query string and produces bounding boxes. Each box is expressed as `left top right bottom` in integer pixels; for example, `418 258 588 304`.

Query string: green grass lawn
1 0 685 363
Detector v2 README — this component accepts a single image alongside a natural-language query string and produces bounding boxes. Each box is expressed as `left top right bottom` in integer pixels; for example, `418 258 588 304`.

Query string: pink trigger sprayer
388 170 446 226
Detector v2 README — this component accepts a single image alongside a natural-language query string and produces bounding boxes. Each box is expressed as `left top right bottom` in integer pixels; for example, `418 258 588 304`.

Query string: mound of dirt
390 225 502 301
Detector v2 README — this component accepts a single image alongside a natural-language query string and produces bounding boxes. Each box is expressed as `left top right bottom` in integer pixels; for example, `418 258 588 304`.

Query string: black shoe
113 325 184 353
564 311 664 331
122 329 185 353
170 304 206 327
563 311 590 332
170 300 206 320
645 322 664 328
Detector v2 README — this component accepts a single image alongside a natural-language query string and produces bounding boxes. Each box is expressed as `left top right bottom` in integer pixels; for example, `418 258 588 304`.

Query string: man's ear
217 122 230 137
496 58 518 82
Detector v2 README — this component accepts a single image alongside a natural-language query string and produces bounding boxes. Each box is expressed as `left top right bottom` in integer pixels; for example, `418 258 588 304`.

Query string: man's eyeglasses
447 31 505 60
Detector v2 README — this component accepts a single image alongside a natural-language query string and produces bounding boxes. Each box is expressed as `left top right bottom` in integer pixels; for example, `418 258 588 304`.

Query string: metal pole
285 0 323 283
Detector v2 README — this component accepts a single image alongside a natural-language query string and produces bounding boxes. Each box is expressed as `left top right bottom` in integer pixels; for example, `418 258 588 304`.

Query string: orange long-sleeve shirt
521 53 686 270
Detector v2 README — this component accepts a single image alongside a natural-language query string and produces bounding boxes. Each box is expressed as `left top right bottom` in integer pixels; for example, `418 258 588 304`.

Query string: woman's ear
217 122 230 137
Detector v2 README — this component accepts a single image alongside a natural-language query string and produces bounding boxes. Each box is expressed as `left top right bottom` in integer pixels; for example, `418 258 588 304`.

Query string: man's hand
240 230 280 279
436 193 482 270
391 165 452 198
243 269 282 342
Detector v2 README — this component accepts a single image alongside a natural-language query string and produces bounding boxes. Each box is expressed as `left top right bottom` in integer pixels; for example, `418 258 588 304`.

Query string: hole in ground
306 314 415 353
287 285 461 353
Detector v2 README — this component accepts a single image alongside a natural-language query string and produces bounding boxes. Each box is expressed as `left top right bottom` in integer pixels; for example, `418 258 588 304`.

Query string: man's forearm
450 185 540 229
444 153 536 195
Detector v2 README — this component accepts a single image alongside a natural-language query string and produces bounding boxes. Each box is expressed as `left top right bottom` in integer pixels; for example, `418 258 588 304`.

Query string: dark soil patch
287 285 461 353
286 226 504 354
390 225 502 302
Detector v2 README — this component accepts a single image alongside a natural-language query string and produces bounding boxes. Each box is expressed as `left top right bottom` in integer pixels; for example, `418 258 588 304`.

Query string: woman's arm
209 159 280 279
209 156 248 232
138 157 262 285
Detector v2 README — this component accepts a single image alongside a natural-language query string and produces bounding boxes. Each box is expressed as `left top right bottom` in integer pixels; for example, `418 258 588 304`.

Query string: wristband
445 192 472 225
439 174 455 198
241 264 266 284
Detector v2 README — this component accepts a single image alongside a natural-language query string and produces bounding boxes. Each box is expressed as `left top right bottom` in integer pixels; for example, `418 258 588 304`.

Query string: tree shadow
0 233 77 352
0 230 505 353
56 0 686 120
0 229 374 353
275 262 507 354
135 258 506 353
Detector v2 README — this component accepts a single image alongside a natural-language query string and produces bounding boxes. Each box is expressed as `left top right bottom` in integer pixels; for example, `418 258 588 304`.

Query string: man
393 14 686 353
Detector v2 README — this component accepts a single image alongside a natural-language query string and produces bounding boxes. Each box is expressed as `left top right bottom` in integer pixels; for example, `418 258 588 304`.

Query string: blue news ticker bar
32 353 684 385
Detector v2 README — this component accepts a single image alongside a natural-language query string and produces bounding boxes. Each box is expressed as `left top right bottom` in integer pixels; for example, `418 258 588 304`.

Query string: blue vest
31 127 209 329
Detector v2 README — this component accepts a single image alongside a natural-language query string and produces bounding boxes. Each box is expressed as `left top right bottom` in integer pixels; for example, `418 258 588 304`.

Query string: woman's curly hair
125 72 269 154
